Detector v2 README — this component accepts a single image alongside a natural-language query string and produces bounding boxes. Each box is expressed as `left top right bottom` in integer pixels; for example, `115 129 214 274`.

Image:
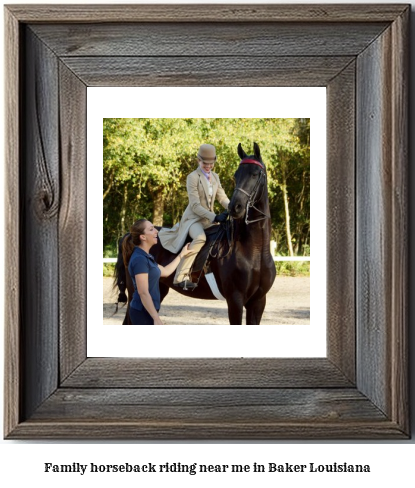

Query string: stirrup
174 279 198 291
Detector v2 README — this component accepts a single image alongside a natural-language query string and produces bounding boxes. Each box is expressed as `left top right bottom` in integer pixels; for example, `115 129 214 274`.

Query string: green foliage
103 243 117 258
103 263 115 278
103 118 310 257
275 261 310 277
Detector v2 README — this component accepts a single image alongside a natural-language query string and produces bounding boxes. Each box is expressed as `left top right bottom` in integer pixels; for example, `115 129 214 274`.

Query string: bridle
234 158 270 225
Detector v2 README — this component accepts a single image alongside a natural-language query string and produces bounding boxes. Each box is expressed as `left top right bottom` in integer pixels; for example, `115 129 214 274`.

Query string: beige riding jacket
158 167 230 253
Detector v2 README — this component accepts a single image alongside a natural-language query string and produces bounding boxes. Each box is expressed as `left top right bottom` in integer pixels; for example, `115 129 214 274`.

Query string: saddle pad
205 272 226 301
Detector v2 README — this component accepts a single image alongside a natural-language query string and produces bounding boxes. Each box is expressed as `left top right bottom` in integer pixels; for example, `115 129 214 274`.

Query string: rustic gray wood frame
4 4 409 440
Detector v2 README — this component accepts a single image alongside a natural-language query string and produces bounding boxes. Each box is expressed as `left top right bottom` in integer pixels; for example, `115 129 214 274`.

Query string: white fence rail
273 256 310 262
103 241 309 263
270 241 310 261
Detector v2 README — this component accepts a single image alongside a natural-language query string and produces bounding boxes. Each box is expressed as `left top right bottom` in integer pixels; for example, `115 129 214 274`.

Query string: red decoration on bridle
240 158 264 168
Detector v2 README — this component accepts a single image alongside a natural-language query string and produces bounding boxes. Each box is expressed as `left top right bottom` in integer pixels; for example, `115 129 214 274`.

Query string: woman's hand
179 243 192 258
154 316 164 325
160 243 192 277
214 211 228 223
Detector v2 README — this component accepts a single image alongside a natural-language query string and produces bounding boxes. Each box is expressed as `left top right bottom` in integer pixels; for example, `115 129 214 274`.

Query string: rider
158 144 230 290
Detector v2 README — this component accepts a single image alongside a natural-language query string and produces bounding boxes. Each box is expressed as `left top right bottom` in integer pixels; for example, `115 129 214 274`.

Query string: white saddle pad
205 272 226 301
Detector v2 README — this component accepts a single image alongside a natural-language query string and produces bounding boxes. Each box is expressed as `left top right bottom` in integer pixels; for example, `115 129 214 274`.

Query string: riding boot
173 236 205 284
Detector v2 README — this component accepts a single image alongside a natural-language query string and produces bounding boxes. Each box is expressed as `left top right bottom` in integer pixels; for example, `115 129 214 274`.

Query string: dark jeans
129 306 157 325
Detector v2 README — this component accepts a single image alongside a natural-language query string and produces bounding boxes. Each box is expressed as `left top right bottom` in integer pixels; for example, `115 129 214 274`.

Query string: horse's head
228 143 268 221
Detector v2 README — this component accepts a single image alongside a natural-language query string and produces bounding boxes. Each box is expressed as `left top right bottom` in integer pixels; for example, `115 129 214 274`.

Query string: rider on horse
158 144 230 290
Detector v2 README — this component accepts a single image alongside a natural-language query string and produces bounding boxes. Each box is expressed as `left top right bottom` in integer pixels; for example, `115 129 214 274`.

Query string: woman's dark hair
122 219 148 267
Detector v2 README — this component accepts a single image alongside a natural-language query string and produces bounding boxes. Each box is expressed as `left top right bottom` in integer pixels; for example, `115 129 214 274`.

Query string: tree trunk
281 166 294 257
120 184 128 236
103 170 114 200
152 188 164 226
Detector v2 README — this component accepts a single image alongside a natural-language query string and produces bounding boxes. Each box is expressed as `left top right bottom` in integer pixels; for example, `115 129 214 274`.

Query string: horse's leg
123 303 131 325
245 295 266 325
160 282 170 303
226 293 244 325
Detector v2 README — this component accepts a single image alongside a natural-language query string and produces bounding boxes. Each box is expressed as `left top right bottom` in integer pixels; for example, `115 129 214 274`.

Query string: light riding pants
174 221 207 283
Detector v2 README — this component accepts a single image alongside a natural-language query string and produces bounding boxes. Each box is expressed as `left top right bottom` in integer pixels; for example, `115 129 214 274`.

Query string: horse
114 142 276 325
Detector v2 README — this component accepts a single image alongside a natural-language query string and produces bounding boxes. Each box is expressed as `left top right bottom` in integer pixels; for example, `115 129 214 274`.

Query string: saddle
187 220 233 275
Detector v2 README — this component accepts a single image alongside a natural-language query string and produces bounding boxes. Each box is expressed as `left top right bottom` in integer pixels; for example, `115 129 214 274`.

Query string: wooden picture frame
4 4 409 439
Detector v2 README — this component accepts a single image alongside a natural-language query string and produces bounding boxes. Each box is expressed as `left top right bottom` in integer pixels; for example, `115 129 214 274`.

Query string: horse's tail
113 234 129 304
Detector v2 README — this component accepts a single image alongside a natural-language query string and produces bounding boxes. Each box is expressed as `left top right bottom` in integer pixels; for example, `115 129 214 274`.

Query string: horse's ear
238 143 247 160
253 142 261 159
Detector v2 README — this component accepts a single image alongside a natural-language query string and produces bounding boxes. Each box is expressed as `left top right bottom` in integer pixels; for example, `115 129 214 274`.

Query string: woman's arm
213 173 230 209
158 243 191 277
135 273 163 325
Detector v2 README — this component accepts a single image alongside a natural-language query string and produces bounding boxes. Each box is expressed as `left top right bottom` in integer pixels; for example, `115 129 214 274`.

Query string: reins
209 218 234 259
234 158 271 225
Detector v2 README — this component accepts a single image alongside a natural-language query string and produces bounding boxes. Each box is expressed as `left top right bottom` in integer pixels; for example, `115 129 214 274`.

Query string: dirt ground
103 276 310 325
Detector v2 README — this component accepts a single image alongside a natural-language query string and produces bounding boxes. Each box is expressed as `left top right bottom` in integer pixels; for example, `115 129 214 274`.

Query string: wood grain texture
32 388 386 423
31 22 388 57
58 63 87 382
7 421 407 441
6 4 409 23
61 56 354 87
356 9 408 426
389 8 409 433
4 6 21 438
21 28 60 420
3 4 410 440
62 358 352 388
326 62 356 383
356 28 390 416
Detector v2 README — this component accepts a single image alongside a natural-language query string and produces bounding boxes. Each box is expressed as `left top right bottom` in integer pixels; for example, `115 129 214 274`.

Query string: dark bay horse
114 142 276 325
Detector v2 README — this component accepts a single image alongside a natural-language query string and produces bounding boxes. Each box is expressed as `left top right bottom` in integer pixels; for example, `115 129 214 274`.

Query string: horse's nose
229 201 244 219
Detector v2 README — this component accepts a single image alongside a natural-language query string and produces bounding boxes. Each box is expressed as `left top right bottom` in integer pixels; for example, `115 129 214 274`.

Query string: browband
240 158 264 168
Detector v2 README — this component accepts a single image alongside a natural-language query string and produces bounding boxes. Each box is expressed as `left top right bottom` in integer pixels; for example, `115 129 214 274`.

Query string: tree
103 118 310 257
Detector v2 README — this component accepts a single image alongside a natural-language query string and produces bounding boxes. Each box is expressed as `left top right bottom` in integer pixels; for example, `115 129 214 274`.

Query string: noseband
234 158 270 225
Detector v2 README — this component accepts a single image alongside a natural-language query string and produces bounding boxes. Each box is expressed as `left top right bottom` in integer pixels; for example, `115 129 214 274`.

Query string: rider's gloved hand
214 211 228 223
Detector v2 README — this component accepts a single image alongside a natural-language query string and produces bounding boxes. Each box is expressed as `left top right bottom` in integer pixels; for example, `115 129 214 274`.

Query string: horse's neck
251 193 271 232
236 194 272 250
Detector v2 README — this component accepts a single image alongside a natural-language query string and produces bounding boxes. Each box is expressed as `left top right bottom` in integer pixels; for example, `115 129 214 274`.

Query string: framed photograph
94 91 325 358
4 4 409 439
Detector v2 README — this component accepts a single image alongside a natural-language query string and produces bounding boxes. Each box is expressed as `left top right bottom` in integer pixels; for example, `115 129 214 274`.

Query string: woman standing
122 219 191 325
158 144 229 290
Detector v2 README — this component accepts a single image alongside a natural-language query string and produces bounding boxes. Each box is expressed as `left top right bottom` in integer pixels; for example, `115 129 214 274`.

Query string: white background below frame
87 87 326 358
